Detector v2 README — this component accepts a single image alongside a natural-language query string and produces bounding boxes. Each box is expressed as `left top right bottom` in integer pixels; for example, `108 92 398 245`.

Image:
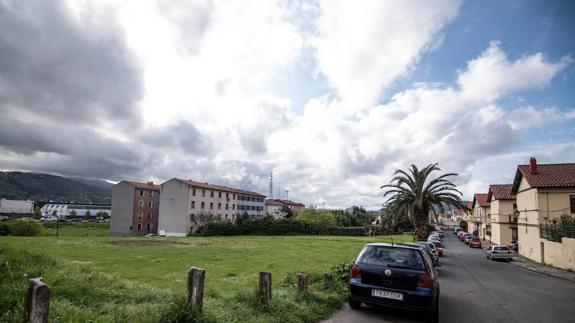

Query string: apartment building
236 190 266 218
110 181 160 236
511 158 575 269
471 193 490 239
487 184 517 246
0 198 34 215
265 198 305 218
158 178 265 236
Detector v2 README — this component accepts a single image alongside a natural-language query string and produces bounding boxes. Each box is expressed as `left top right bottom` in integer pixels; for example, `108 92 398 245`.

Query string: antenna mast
269 171 273 198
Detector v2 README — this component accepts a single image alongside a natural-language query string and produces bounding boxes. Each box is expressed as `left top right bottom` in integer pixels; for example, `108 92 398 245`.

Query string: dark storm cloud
0 0 143 124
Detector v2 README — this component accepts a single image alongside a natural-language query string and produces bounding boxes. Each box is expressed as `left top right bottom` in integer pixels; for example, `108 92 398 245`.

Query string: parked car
454 228 461 235
430 241 444 256
411 242 439 267
457 231 467 241
348 243 440 322
486 245 513 261
468 237 482 248
428 235 441 244
463 234 474 244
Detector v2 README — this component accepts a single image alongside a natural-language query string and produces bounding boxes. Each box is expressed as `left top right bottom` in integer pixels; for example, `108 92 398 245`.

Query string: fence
21 268 332 322
540 222 575 242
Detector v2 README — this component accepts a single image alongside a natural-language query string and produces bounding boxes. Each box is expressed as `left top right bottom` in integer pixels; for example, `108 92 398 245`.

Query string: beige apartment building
158 178 265 236
110 181 160 236
511 158 575 270
487 184 517 246
471 193 490 239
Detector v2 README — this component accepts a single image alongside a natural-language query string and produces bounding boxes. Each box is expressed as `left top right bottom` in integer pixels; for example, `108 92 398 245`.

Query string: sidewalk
510 255 575 283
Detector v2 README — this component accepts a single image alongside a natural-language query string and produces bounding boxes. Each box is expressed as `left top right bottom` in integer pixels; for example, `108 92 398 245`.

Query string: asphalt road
322 231 575 323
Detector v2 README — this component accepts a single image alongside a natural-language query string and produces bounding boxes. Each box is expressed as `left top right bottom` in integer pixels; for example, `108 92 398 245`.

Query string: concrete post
23 278 50 323
323 273 334 289
187 267 205 312
259 272 272 304
297 273 308 294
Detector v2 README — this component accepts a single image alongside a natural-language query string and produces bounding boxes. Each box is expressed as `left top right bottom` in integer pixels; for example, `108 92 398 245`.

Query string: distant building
110 181 159 236
471 193 490 238
158 178 265 236
42 203 111 220
487 184 517 246
0 198 34 215
265 199 305 218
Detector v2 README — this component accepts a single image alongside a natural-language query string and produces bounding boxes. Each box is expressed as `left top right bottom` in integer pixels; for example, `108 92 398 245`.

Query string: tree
33 206 42 220
382 163 464 240
295 208 336 232
459 220 468 232
85 210 91 217
280 205 293 219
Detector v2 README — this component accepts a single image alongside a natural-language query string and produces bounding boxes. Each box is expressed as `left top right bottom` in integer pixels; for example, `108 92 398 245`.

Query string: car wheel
348 297 361 310
426 302 439 323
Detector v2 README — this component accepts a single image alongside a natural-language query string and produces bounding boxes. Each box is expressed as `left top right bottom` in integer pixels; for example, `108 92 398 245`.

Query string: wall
490 199 516 245
538 187 575 221
541 238 575 271
0 198 34 214
110 182 135 236
131 187 160 236
158 179 189 237
188 187 238 231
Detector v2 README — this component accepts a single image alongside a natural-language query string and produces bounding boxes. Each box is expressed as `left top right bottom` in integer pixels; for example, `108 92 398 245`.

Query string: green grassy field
1 228 413 322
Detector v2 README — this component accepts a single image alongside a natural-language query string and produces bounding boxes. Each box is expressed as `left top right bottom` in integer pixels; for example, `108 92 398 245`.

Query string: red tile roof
265 199 305 207
472 193 489 208
487 184 515 201
466 201 473 210
178 179 266 197
513 163 575 191
125 181 160 190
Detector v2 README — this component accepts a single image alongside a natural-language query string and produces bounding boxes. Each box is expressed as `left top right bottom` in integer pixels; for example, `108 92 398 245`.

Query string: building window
225 204 229 210
190 213 195 222
191 201 195 209
139 199 144 207
210 191 214 198
233 194 236 199
149 191 153 198
219 192 222 198
192 188 196 196
137 223 142 230
139 190 143 196
218 203 221 210
138 211 143 218
226 193 229 199
146 223 151 232
201 202 205 209
232 204 235 210
147 212 151 219
571 195 575 214
148 201 152 208
202 189 205 197
225 214 228 221
210 202 214 209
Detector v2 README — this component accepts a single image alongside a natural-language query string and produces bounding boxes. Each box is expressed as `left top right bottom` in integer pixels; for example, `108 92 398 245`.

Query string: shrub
331 261 355 283
7 218 42 236
459 220 468 232
0 223 10 236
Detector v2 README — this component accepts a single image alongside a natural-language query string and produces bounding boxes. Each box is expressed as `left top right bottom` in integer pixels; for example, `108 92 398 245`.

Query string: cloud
311 0 461 109
507 106 575 130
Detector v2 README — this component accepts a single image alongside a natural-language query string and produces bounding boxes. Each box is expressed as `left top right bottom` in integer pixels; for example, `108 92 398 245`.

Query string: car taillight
350 264 361 279
417 273 434 289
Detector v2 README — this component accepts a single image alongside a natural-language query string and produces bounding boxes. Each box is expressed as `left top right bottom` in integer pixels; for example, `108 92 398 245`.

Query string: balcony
508 214 518 223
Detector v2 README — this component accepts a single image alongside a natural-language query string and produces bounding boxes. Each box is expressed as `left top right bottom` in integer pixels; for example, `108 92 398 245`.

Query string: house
110 181 159 236
0 198 34 215
487 184 517 246
471 193 490 239
42 203 111 220
158 178 265 236
511 158 575 270
264 198 305 218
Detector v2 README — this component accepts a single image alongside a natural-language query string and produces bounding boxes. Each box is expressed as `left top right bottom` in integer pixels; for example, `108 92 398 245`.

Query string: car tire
348 297 361 310
426 302 439 323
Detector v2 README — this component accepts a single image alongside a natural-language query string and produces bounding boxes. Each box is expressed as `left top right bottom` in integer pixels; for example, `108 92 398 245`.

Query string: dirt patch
109 240 187 247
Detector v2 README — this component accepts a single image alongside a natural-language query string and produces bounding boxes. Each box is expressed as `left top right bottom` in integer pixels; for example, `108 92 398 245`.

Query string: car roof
365 243 420 250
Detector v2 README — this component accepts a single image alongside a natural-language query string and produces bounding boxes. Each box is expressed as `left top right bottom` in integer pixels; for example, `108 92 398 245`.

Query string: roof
487 184 515 201
472 193 489 208
177 179 265 197
265 199 305 207
125 181 160 190
466 201 473 210
512 163 575 193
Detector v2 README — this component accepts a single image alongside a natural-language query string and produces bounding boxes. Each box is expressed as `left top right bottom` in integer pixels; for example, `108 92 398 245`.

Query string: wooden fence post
297 273 308 294
187 267 205 312
23 277 50 323
259 272 272 305
323 273 334 289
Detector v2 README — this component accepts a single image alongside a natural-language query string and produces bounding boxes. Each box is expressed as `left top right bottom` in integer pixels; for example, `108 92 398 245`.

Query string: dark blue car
348 243 440 323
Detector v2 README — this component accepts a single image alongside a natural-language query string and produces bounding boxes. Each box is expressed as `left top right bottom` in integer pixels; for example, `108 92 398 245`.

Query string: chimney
529 157 537 174
147 181 154 186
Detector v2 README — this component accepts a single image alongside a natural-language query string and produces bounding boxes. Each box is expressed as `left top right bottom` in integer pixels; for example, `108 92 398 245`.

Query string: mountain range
0 171 112 205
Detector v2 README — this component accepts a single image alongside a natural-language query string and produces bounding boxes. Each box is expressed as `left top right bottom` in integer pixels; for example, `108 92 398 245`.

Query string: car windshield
494 246 510 251
357 246 426 270
472 238 480 241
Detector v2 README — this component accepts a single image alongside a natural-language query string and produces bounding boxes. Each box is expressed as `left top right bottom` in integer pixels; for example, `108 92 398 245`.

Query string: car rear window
494 246 510 251
357 246 426 270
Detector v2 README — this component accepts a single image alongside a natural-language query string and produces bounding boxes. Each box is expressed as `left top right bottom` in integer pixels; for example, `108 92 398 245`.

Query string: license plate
372 289 403 300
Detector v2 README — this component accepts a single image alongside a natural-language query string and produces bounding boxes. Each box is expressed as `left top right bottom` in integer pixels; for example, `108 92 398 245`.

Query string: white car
486 245 514 261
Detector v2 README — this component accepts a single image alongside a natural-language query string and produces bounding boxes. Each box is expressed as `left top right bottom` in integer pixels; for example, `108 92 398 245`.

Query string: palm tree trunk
413 208 432 241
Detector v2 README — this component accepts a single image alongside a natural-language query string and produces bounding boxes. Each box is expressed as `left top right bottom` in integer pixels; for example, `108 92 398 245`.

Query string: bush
328 227 367 236
7 218 42 236
0 223 10 236
459 220 468 232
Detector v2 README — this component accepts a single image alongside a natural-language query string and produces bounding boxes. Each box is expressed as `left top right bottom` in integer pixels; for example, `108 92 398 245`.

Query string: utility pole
269 172 273 198
285 190 289 200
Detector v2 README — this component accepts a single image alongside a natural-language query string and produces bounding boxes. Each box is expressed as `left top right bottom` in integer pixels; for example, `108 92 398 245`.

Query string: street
323 231 575 323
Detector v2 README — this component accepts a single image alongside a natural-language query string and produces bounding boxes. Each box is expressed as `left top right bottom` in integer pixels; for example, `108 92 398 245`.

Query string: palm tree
381 163 465 240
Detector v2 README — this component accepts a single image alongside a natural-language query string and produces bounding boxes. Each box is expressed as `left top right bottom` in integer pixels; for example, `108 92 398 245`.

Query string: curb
509 258 575 283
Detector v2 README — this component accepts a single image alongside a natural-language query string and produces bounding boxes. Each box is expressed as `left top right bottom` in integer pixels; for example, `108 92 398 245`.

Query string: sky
1 0 574 209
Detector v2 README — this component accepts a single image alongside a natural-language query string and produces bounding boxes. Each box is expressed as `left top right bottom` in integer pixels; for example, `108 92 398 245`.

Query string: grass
1 226 413 322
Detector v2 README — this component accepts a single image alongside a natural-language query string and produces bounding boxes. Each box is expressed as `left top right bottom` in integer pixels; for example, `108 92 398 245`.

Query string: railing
508 214 518 223
540 222 575 242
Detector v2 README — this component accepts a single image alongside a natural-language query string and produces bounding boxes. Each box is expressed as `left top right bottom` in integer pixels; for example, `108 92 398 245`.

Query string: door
540 241 545 264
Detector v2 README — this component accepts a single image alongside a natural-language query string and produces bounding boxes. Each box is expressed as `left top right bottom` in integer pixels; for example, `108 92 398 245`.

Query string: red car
431 241 444 256
458 231 467 241
469 237 482 248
